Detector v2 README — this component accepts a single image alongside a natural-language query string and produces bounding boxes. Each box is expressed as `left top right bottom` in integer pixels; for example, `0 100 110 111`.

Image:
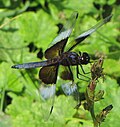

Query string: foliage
0 0 120 127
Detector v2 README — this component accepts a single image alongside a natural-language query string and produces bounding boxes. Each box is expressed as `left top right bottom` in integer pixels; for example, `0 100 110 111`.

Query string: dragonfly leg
65 58 74 81
79 64 90 74
76 65 90 81
67 65 74 81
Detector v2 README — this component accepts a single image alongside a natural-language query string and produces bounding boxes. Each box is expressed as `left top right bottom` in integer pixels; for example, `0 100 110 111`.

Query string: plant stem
89 103 99 127
0 86 5 112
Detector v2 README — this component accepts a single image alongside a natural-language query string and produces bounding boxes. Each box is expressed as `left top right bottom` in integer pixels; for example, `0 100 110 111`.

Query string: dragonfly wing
39 65 58 118
45 39 68 59
62 81 78 96
40 84 56 118
39 65 59 84
45 12 78 59
68 15 112 51
39 66 59 116
60 66 78 95
40 84 56 99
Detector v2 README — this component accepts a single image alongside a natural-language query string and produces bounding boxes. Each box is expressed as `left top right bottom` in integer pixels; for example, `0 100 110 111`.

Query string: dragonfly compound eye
79 52 90 65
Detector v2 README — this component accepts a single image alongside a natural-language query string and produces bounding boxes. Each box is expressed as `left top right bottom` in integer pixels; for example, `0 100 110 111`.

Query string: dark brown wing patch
45 12 78 59
60 66 73 81
60 70 73 81
39 65 59 84
45 38 68 59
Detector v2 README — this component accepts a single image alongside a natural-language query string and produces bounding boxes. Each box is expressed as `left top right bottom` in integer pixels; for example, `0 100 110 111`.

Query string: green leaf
6 95 83 127
0 111 11 127
103 59 120 77
0 62 23 92
94 76 120 127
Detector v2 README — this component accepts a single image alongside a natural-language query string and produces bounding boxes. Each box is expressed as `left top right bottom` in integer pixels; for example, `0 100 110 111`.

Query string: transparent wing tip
40 84 56 99
62 81 77 96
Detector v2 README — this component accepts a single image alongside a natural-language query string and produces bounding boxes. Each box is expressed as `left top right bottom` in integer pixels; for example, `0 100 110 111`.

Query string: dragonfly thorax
60 52 79 66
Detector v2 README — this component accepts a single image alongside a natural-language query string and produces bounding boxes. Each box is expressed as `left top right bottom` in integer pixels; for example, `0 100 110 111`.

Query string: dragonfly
11 12 112 114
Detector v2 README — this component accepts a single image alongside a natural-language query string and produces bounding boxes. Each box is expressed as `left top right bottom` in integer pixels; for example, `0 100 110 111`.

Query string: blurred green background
0 0 120 127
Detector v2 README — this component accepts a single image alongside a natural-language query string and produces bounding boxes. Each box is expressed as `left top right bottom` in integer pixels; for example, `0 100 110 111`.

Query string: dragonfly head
79 52 90 65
